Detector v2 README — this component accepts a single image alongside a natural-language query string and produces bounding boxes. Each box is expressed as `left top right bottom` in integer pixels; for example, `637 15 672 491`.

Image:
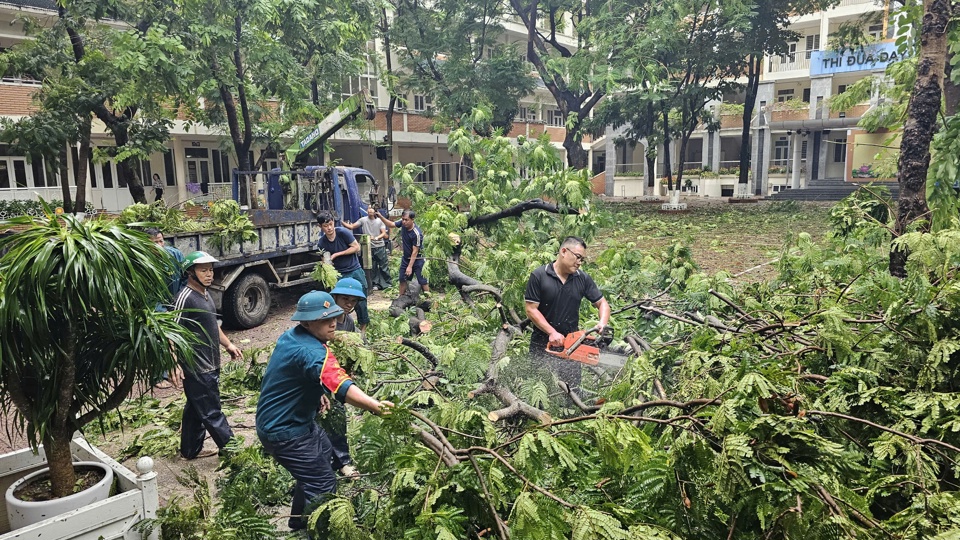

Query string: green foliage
311 262 341 290
208 200 259 251
0 199 94 218
139 443 293 540
828 186 892 242
0 203 197 496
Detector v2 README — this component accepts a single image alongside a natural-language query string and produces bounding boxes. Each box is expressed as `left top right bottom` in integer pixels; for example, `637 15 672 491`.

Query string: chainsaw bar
545 329 629 369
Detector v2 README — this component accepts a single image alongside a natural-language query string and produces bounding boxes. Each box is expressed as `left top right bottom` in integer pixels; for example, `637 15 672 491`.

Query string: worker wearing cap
256 290 392 533
325 277 366 479
171 251 242 459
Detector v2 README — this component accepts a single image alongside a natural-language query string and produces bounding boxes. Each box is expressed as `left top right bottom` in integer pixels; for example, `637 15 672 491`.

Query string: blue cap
330 277 366 299
291 290 344 321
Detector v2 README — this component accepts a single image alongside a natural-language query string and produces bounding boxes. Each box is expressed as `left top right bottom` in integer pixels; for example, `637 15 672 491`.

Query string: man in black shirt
524 236 610 397
172 251 242 459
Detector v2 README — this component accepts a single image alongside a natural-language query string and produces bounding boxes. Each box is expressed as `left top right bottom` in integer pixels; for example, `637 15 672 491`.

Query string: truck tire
223 272 271 329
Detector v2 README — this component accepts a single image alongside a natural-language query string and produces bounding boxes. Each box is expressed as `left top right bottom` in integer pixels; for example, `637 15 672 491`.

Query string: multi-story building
605 0 899 198
0 0 601 212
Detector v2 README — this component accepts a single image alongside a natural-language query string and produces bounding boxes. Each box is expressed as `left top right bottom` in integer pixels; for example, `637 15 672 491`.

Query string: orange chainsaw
545 327 629 369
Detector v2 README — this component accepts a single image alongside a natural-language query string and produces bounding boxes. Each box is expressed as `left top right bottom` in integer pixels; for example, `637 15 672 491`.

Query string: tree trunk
739 54 760 186
42 429 76 499
661 101 673 191
889 0 947 277
382 8 397 200
73 123 90 214
562 127 588 170
56 147 72 211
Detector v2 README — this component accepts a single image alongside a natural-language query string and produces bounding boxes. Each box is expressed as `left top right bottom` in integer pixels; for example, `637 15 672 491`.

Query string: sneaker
339 464 360 479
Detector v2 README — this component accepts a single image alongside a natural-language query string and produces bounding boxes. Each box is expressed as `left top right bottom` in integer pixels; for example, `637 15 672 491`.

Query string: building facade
0 0 601 212
605 0 899 198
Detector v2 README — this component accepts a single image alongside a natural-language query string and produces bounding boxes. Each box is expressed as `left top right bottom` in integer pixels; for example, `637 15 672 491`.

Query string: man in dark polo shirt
377 209 430 297
524 236 610 397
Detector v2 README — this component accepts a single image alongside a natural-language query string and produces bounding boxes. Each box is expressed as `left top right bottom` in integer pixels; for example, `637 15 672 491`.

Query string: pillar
790 131 802 189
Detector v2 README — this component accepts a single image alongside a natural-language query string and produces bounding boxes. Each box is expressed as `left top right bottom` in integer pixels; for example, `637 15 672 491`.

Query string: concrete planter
5 461 113 530
0 436 159 540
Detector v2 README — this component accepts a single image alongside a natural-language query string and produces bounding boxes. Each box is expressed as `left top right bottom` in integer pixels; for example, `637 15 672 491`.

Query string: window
833 138 847 163
780 42 797 63
548 109 565 127
805 34 820 59
773 137 790 166
415 161 434 186
802 88 811 102
163 151 176 186
340 52 379 101
413 95 432 112
517 106 537 122
440 163 452 183
837 84 847 94
212 150 231 183
776 89 795 103
185 147 212 186
868 24 884 41
140 160 153 187
801 140 808 159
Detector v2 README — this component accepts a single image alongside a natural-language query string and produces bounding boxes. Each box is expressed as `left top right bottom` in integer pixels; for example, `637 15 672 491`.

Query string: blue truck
165 93 387 329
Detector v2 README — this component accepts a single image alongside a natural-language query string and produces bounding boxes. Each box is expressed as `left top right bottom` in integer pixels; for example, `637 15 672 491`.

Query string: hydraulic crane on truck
273 91 379 212
284 91 377 168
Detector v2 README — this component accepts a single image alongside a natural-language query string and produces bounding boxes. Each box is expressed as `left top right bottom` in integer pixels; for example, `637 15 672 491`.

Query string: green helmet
330 277 366 299
183 251 218 269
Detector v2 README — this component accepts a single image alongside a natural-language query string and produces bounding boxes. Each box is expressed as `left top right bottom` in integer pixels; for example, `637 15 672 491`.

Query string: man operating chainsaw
524 236 610 398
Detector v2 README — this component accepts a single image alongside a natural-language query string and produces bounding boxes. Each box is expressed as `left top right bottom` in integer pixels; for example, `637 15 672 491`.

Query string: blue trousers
260 424 336 530
340 266 369 326
180 369 234 458
399 257 428 286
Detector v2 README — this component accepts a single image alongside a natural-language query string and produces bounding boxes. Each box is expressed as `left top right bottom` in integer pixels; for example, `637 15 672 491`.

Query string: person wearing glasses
524 236 610 398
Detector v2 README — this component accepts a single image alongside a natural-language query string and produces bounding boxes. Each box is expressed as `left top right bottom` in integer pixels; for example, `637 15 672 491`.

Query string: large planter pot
0 436 160 540
5 461 113 530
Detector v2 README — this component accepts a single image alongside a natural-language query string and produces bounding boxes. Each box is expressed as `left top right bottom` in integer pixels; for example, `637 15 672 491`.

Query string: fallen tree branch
395 337 440 368
807 410 960 454
469 453 511 539
466 198 578 227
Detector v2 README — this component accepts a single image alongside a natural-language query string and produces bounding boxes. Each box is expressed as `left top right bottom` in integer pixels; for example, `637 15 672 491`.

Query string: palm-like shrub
0 206 196 498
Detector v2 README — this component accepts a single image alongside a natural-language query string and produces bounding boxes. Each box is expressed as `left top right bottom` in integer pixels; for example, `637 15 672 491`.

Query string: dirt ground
0 195 835 525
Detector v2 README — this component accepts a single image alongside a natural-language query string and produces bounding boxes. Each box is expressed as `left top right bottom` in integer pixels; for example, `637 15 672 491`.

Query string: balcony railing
767 54 811 73
837 0 883 7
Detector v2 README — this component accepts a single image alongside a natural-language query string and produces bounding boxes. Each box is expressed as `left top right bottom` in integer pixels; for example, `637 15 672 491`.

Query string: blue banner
810 42 907 76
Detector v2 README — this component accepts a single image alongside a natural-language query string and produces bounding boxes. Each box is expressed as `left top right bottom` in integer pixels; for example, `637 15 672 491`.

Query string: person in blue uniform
256 290 392 533
377 209 429 297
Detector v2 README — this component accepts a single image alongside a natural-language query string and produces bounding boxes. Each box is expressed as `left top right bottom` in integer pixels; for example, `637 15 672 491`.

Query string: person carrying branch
524 236 611 398
256 290 392 534
317 212 370 332
377 209 429 297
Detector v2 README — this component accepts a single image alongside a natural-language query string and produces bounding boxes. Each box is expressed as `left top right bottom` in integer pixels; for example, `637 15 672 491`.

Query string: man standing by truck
317 212 370 332
171 251 242 459
377 209 429 297
256 290 392 533
342 206 391 291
